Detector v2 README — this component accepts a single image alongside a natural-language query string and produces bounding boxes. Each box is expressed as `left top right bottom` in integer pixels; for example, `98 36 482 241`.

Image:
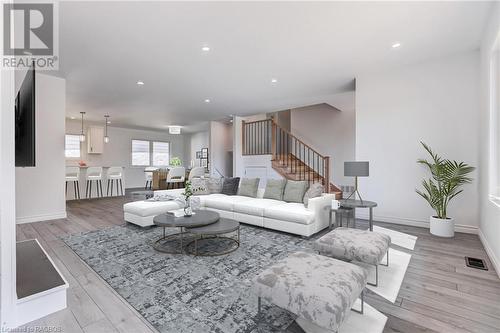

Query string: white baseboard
478 229 500 278
355 212 478 234
16 211 67 224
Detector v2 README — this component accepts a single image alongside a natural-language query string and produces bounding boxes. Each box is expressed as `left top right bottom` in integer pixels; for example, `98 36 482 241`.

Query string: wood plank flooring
17 194 500 333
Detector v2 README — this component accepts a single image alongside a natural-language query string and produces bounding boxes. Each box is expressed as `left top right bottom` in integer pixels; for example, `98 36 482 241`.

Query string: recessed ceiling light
202 46 210 52
271 78 278 83
137 80 144 85
204 99 211 103
392 42 401 49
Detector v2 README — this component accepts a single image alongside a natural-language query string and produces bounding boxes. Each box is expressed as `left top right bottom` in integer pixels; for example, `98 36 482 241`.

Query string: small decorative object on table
170 156 182 166
182 181 194 216
182 180 205 216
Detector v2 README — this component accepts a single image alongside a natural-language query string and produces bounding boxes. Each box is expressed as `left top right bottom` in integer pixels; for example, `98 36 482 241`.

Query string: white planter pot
429 216 454 237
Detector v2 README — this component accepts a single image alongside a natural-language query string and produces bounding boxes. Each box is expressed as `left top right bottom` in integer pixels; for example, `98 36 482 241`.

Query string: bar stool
65 166 80 200
107 167 124 196
86 167 103 198
144 167 158 190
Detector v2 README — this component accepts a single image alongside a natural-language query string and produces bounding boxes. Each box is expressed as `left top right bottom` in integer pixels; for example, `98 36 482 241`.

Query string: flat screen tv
15 65 36 167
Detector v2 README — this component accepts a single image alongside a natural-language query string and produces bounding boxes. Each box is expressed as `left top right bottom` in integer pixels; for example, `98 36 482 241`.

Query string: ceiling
58 1 492 132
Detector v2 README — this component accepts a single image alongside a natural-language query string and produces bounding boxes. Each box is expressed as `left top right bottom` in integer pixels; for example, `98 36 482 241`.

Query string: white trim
14 240 68 327
355 212 478 234
16 211 67 224
478 228 500 279
16 239 69 302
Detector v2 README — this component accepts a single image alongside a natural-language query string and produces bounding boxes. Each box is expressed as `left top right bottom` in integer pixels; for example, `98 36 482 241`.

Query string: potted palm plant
416 142 475 237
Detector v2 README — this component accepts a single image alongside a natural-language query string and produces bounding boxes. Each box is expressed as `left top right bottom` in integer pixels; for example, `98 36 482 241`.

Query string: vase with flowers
182 181 194 216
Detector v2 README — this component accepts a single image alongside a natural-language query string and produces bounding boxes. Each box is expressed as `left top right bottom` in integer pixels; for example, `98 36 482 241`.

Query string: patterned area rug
63 224 316 332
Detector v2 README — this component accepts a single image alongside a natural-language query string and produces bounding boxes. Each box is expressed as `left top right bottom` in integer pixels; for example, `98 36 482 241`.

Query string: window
131 140 171 166
131 140 150 166
153 141 170 166
65 134 81 158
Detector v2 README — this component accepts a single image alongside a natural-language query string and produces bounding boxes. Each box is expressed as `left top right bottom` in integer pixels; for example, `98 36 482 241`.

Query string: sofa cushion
303 183 324 207
206 177 223 194
264 202 314 225
263 179 286 201
123 200 182 217
204 194 253 211
283 180 308 203
233 198 285 217
190 178 210 195
221 177 240 195
238 178 260 197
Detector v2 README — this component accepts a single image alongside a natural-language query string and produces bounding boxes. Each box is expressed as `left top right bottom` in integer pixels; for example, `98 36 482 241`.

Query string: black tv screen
15 66 36 167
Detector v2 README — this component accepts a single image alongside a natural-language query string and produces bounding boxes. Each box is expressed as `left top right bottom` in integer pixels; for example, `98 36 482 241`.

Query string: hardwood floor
17 195 500 333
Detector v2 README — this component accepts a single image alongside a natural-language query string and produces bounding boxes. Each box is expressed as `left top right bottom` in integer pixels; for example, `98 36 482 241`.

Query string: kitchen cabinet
87 126 104 154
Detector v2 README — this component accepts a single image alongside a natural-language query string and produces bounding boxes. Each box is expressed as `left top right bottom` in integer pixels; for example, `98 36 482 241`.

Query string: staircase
242 118 342 199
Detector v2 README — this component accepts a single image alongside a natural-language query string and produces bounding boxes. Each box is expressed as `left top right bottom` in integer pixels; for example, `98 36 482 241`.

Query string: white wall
0 44 17 328
65 120 188 189
241 155 283 188
356 51 480 233
187 131 209 168
16 74 66 224
209 121 232 177
478 2 500 276
290 103 355 186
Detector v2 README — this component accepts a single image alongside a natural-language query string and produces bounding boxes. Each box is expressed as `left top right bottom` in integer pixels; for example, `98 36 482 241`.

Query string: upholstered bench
313 227 391 286
252 251 368 332
123 200 182 227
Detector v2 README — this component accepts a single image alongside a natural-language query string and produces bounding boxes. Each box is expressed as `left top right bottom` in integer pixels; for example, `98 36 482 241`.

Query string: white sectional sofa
124 188 335 237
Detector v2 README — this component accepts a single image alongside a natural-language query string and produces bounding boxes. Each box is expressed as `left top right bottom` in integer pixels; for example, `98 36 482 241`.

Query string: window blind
131 140 150 166
65 134 81 158
153 141 170 166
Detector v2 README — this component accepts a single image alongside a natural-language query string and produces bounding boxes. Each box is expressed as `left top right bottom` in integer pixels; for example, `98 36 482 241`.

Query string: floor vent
465 256 488 270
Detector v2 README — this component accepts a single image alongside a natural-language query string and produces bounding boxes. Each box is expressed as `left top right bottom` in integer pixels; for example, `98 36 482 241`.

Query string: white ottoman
123 200 182 227
313 227 391 286
252 251 368 332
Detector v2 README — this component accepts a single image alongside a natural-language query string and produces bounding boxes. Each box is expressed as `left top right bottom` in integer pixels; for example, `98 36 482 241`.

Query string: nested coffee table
153 210 219 254
185 219 240 256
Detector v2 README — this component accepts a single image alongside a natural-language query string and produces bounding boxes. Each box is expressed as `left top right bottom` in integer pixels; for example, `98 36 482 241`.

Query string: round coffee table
185 219 240 256
153 210 219 254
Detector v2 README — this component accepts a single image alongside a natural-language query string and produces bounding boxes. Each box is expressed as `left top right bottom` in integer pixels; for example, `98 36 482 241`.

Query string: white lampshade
79 134 86 142
104 136 109 143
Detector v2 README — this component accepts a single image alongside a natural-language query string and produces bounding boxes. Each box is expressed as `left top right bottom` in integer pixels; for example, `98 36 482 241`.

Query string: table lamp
344 161 369 202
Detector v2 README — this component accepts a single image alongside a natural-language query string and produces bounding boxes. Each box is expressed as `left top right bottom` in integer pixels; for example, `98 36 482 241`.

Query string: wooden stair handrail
270 119 326 159
242 117 333 193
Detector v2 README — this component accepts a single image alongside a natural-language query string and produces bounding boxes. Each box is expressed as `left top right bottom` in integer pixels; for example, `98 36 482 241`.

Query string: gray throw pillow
206 177 223 194
283 180 308 203
263 179 286 201
190 178 209 196
303 183 324 207
221 177 240 195
238 178 260 197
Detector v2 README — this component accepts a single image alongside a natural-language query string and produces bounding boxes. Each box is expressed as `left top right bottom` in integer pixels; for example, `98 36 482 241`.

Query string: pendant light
104 115 110 143
79 112 86 142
